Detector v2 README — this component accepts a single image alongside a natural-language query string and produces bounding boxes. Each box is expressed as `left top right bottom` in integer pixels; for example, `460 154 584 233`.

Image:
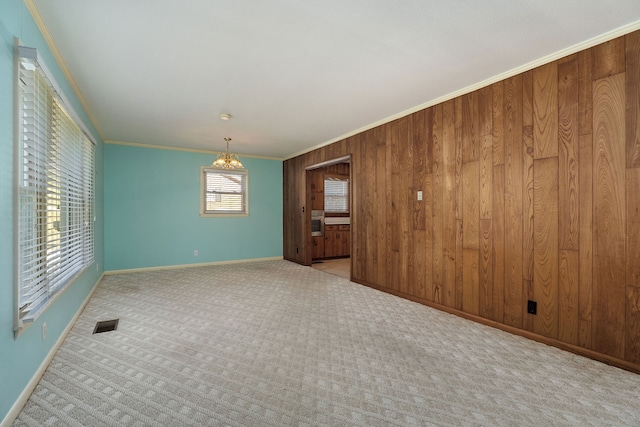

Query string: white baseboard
104 256 284 275
0 273 104 427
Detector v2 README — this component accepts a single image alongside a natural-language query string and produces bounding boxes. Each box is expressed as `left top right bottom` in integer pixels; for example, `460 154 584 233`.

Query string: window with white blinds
324 178 349 213
201 168 248 215
15 45 95 330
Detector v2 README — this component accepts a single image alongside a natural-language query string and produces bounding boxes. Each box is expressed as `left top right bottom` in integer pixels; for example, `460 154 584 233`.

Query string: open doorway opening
306 156 351 280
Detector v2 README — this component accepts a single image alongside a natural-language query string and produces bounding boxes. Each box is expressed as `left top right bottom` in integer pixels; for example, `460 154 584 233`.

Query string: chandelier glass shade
212 137 243 169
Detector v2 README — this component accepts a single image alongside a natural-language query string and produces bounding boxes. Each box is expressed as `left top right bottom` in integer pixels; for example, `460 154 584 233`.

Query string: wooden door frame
305 155 352 267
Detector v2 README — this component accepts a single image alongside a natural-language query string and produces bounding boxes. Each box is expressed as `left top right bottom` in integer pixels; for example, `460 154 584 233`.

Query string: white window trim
200 167 249 217
14 41 96 333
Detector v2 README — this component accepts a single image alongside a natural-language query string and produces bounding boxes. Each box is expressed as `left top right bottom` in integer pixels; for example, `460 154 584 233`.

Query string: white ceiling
31 0 640 159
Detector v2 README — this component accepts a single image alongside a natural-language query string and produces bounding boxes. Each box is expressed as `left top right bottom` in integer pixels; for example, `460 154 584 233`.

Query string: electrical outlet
96 263 99 272
527 300 537 315
417 191 423 201
194 250 199 256
42 322 47 340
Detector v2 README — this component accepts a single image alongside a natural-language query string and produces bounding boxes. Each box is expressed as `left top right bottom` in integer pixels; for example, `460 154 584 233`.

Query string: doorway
305 155 351 280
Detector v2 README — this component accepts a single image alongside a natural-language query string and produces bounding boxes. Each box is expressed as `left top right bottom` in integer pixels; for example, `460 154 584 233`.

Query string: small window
201 167 248 216
324 178 349 213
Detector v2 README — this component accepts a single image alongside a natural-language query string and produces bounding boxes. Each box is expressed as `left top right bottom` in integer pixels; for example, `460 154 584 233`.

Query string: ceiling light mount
212 137 243 169
219 113 232 121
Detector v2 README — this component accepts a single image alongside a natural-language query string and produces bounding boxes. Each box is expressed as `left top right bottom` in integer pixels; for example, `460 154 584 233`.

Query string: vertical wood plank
533 157 559 339
558 58 580 251
592 37 625 80
534 63 559 159
455 220 464 311
492 81 505 166
480 135 493 219
593 74 626 359
463 161 480 249
423 174 434 301
559 249 580 344
479 219 493 318
626 31 640 168
492 164 505 322
478 85 493 137
626 168 640 363
375 126 388 286
462 92 480 163
431 105 444 303
578 49 593 136
522 70 535 332
441 100 457 307
463 248 480 315
503 75 523 328
578 133 594 348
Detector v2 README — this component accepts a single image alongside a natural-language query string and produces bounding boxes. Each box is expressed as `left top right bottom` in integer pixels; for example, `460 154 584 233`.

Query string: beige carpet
12 260 640 426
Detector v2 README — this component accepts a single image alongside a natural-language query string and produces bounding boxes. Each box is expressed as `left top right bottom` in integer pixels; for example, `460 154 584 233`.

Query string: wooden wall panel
503 75 523 328
533 63 559 159
463 248 479 315
627 31 640 168
462 161 480 249
593 73 626 359
559 249 579 344
627 168 640 363
592 38 625 80
522 70 535 332
533 157 559 339
479 219 493 318
558 57 580 251
282 30 640 373
578 134 593 349
492 82 505 166
492 164 505 323
441 101 457 307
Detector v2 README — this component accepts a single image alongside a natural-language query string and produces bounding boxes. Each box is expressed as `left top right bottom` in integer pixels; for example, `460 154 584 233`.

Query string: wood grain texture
559 249 579 345
579 134 593 349
455 219 464 311
431 105 444 303
441 100 457 307
626 168 640 363
479 219 493 318
492 164 505 323
374 126 387 286
592 37 625 80
492 81 505 165
478 85 493 137
480 135 493 219
503 74 523 328
522 70 535 332
626 31 640 168
463 248 480 315
533 157 559 339
533 62 559 159
463 161 480 249
578 49 593 136
593 73 626 359
462 92 480 163
558 57 580 250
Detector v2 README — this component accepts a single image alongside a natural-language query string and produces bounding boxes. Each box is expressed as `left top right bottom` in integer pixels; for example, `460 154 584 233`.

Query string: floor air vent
93 319 119 334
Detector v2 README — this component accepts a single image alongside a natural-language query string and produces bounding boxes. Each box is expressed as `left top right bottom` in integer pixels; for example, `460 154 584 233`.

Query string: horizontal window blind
16 46 95 329
324 178 349 212
202 168 247 215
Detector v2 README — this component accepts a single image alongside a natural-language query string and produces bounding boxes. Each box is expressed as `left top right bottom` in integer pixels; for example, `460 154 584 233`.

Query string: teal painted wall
104 144 283 270
0 1 104 423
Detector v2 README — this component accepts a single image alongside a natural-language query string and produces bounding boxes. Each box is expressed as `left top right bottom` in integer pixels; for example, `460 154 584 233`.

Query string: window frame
200 167 249 217
14 43 96 333
324 177 349 214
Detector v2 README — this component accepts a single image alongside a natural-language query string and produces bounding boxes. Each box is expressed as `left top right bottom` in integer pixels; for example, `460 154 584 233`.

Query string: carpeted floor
12 260 640 426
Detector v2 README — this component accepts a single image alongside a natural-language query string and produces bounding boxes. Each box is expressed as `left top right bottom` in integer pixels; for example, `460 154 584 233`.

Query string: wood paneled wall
283 30 640 372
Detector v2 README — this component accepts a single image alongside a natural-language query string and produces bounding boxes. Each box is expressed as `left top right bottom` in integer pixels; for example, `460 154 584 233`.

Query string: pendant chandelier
212 137 243 169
